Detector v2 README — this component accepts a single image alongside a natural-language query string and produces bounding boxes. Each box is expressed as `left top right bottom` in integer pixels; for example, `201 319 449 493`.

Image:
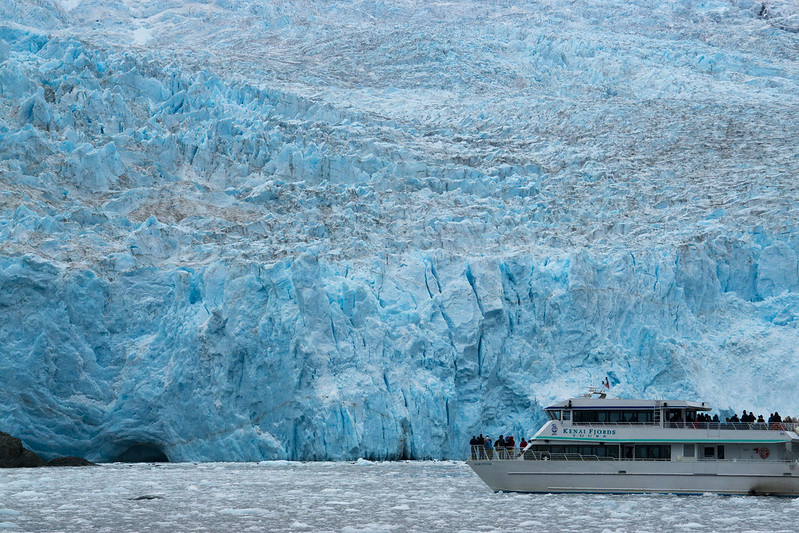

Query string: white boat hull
468 459 799 496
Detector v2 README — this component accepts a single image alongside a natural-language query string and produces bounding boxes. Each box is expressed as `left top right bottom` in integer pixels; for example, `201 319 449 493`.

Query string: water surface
1 461 797 532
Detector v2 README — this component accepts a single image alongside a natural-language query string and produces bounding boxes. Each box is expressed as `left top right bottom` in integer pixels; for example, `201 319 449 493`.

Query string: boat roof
545 389 712 411
545 398 711 411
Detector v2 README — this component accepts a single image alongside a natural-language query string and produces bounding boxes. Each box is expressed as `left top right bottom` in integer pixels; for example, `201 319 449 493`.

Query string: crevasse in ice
1 0 799 461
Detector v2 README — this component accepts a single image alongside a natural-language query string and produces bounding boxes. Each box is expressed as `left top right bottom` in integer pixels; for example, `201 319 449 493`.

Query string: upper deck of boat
538 387 799 435
545 387 710 412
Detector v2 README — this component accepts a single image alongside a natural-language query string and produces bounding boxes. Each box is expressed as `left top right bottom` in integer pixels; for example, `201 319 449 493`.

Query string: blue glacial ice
1 0 799 461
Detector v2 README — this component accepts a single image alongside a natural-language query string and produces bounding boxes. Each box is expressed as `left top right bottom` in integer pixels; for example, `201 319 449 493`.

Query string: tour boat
467 387 799 496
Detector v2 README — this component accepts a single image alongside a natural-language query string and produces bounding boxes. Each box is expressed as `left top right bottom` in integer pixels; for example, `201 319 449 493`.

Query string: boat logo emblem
551 424 558 434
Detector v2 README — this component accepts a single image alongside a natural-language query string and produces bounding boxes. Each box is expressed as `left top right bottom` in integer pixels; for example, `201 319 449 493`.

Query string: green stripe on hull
540 436 787 443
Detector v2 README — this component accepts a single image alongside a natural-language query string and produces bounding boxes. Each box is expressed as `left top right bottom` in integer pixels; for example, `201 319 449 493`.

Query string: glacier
1 0 799 462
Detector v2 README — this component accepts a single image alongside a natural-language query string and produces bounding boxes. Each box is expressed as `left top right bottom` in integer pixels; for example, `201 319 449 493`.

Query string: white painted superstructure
467 388 799 496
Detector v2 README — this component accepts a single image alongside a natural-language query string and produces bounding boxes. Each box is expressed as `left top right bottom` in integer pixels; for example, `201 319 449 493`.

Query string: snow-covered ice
1 1 799 461
1 462 799 532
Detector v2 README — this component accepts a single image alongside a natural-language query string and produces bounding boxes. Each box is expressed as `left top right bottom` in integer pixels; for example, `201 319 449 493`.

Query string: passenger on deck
506 435 515 450
757 414 765 423
470 436 477 459
712 414 719 423
496 435 506 451
485 437 494 459
519 438 528 450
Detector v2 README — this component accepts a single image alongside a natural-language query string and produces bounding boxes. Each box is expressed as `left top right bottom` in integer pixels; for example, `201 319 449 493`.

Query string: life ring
759 447 770 459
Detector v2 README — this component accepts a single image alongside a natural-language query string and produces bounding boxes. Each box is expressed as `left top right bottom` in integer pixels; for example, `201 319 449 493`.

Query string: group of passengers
469 434 530 459
691 413 718 423
667 411 717 428
726 410 795 427
673 409 797 428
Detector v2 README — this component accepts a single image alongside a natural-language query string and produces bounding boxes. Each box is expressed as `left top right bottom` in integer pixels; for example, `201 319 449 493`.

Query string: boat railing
572 421 799 431
468 446 516 461
469 446 606 461
467 446 797 463
663 421 799 431
468 446 670 462
571 421 658 427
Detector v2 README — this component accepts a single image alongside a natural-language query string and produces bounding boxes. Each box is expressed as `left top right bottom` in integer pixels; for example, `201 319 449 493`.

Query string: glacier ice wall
1 0 799 461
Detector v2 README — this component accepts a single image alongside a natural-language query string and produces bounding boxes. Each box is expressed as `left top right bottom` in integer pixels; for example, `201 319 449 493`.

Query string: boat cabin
544 387 711 428
468 388 799 495
514 388 799 464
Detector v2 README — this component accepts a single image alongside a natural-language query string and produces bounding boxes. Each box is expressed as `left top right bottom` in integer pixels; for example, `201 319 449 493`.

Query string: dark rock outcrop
0 431 46 468
1 431 94 468
46 456 96 467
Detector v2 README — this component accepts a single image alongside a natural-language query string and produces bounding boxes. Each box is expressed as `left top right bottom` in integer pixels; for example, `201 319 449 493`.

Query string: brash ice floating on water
1 1 799 462
2 462 799 532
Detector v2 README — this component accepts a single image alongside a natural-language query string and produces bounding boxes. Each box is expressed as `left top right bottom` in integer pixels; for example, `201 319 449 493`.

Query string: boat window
529 444 619 459
624 446 634 459
547 411 562 420
562 410 571 421
572 410 654 424
717 446 725 460
634 445 671 460
704 447 715 459
573 411 597 423
683 444 695 458
665 410 683 422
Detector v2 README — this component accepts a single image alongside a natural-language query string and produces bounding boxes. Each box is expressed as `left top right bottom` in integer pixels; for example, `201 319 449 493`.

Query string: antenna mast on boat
583 376 612 399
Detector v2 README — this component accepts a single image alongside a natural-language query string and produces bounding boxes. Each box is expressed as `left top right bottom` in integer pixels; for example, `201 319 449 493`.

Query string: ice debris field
2 461 799 532
1 0 799 462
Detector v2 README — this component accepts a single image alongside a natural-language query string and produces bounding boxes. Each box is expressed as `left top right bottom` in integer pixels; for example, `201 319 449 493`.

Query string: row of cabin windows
529 445 670 459
560 410 656 424
633 445 671 459
684 444 724 459
548 409 715 424
530 445 620 458
547 410 655 423
529 444 726 460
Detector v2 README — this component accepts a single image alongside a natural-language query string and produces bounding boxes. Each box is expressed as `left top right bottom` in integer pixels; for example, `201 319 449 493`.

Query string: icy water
1 461 798 532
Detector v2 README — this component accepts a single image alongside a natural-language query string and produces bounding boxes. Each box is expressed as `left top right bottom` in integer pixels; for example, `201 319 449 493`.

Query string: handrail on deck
467 445 798 463
469 446 618 462
571 421 799 431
